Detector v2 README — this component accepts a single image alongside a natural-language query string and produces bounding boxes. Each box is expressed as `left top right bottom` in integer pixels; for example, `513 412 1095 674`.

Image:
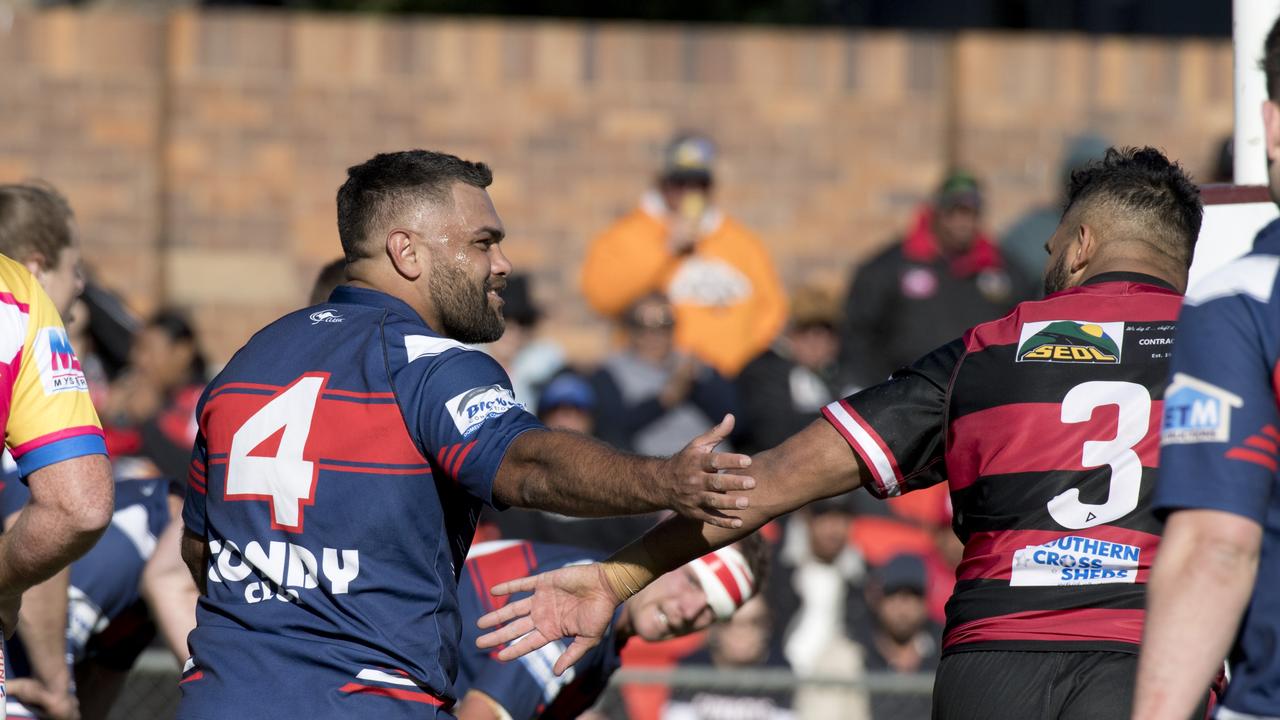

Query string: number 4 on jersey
225 375 325 532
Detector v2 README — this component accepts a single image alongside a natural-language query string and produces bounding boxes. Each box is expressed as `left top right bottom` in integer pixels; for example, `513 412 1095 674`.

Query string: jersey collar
328 285 432 326
1081 271 1178 293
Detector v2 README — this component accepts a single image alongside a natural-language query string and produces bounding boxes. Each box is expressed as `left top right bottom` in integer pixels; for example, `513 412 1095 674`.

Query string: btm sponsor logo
207 538 359 605
1016 320 1124 364
1161 372 1243 445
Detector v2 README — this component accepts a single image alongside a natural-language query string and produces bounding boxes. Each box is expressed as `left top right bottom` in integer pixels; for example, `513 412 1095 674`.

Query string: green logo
1017 321 1121 363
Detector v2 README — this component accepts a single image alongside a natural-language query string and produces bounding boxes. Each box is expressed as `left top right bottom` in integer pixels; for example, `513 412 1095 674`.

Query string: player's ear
1071 223 1096 273
384 229 423 281
1263 100 1280 163
21 253 47 282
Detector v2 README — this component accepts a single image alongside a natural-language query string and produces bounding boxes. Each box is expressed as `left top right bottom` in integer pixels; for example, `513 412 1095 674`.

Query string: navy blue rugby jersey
1157 219 1280 718
823 273 1181 655
455 540 624 720
180 286 542 709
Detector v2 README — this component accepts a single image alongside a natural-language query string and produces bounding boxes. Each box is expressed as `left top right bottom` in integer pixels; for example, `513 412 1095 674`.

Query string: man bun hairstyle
336 150 493 263
1062 146 1203 270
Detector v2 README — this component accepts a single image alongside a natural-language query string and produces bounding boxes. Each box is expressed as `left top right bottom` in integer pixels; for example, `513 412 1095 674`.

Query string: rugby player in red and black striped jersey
477 147 1207 720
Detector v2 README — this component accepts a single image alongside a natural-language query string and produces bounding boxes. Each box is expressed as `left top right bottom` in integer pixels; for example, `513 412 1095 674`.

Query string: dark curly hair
336 150 493 263
1063 146 1202 270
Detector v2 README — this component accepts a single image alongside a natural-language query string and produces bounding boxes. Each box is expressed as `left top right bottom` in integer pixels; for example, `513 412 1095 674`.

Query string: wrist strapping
601 539 659 603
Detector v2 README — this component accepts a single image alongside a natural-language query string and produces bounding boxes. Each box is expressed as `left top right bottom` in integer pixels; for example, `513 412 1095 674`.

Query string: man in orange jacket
580 134 787 377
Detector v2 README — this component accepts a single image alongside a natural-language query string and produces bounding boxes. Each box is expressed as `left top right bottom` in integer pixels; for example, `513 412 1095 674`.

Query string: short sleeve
182 427 209 537
6 279 105 476
822 338 962 498
1156 288 1280 525
407 348 543 506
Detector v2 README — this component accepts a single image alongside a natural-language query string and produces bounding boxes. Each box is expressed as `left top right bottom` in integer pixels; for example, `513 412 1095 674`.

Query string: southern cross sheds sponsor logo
446 384 523 436
1161 372 1243 445
1016 320 1124 363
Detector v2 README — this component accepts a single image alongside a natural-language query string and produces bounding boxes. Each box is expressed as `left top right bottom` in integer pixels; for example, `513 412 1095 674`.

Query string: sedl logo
36 327 87 395
1016 320 1124 364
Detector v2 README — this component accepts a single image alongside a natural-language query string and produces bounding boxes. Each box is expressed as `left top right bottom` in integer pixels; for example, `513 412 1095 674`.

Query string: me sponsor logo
207 538 360 605
1016 321 1124 364
446 384 523 437
36 327 87 394
1010 535 1140 587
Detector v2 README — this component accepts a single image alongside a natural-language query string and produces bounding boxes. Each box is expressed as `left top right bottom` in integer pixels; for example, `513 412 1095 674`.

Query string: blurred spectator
766 496 868 676
581 134 787 377
309 257 347 305
735 285 844 454
853 554 942 720
663 595 794 720
592 293 736 455
485 274 566 412
840 170 1031 387
1001 133 1110 282
103 310 207 480
488 371 661 553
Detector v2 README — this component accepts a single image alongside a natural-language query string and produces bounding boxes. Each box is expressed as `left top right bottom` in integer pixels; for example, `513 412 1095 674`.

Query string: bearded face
428 256 506 344
1042 247 1073 296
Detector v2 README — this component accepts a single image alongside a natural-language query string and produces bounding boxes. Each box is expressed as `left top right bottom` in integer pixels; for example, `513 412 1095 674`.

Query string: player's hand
664 414 753 528
0 591 21 640
6 678 80 720
476 563 621 677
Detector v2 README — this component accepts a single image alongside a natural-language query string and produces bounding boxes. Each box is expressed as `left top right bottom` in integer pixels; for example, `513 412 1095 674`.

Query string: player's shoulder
1183 252 1280 311
0 254 38 297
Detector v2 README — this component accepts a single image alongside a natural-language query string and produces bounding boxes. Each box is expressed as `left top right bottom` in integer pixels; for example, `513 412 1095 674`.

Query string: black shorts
932 650 1208 720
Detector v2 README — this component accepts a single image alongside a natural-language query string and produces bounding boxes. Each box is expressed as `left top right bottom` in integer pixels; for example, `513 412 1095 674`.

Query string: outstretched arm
491 414 755 529
478 418 864 673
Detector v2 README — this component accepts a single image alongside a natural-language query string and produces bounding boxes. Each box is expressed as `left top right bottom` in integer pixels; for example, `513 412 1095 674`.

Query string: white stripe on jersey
356 668 417 687
824 400 900 496
1184 254 1280 307
405 335 474 363
466 540 526 560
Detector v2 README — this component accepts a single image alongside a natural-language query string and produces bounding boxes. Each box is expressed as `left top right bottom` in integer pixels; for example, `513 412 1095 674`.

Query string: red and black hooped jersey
823 272 1182 654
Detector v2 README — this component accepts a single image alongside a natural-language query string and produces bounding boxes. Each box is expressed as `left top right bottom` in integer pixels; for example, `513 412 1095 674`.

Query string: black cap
876 554 927 596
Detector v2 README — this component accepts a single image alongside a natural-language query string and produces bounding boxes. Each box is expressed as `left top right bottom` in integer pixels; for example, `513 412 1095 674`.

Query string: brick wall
0 10 1233 363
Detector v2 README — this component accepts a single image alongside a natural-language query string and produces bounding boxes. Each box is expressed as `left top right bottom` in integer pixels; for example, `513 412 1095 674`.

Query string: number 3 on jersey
1048 380 1150 530
225 375 325 532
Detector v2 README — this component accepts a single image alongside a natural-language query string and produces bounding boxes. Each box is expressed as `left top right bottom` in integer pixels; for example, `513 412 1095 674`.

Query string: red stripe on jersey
315 463 429 476
1226 447 1279 472
467 542 535 614
1264 425 1280 443
338 683 446 706
842 401 903 489
179 671 204 684
944 607 1144 649
323 388 396 399
957 527 1159 583
1244 435 1279 454
963 284 1183 353
9 426 106 458
450 440 478 478
188 477 207 495
821 404 890 495
203 391 428 469
947 401 1161 491
0 292 31 312
208 382 282 399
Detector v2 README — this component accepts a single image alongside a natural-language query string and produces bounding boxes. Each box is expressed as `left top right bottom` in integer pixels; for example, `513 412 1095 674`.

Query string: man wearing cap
580 134 787 378
839 170 1032 388
452 536 767 720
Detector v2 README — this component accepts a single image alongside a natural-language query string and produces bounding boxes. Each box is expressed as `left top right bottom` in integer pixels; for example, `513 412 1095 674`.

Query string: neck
1080 258 1186 294
347 267 440 329
873 630 923 672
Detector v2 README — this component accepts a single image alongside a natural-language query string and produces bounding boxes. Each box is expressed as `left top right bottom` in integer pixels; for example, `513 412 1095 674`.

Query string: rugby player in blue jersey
1133 16 1280 720
175 150 755 719
453 537 766 720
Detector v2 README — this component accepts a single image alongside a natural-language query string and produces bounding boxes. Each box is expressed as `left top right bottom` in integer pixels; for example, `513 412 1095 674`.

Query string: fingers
553 636 602 676
694 506 745 529
698 469 755 493
693 414 736 448
701 452 752 474
490 576 538 597
496 629 553 662
700 490 750 511
476 597 532 631
477 616 536 650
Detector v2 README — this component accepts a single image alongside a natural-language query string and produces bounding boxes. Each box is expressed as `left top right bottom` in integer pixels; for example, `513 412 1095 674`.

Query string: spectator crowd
0 128 1116 720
